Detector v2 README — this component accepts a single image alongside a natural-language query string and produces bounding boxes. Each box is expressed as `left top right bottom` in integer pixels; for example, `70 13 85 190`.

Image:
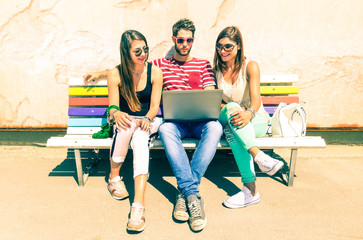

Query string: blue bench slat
68 118 107 127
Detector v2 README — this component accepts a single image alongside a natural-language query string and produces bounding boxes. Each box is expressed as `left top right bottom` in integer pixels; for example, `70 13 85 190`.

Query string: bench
47 75 326 187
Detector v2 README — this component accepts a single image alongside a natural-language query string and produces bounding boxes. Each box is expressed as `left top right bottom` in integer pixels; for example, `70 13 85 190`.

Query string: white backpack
271 102 307 137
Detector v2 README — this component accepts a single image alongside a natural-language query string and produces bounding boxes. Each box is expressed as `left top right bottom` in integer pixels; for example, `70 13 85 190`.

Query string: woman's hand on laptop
113 111 132 130
230 110 252 129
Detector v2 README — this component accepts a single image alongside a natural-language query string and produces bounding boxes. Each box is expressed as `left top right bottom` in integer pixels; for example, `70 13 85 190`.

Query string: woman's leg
219 103 263 188
127 118 162 232
108 123 135 200
110 124 135 179
130 128 150 205
130 117 162 205
220 102 283 177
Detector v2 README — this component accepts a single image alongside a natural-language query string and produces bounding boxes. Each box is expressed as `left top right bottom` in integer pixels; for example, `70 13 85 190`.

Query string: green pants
219 102 269 183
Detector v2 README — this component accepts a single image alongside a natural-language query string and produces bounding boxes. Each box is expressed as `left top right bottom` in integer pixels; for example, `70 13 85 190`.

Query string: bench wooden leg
74 149 85 187
287 149 298 187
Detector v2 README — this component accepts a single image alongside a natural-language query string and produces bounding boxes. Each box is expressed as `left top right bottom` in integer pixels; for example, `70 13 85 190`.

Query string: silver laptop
162 89 223 121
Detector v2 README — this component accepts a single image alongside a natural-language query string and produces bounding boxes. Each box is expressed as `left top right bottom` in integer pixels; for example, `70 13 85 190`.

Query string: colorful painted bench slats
69 85 299 96
47 75 326 188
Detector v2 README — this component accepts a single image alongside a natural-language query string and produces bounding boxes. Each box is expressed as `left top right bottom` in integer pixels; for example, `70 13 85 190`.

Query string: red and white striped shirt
151 57 216 91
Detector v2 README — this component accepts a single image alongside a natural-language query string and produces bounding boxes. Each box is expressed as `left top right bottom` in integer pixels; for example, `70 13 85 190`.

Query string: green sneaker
187 195 207 231
173 192 189 221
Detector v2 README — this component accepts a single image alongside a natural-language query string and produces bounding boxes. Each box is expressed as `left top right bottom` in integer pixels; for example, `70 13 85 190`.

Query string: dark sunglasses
216 43 237 52
175 37 194 44
133 46 149 57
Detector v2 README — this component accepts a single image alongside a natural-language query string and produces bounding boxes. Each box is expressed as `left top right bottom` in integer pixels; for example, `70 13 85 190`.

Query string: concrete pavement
1 145 362 240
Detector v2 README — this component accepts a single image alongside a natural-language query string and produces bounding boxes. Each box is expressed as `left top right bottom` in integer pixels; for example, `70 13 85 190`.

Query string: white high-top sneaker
223 186 260 209
254 151 284 176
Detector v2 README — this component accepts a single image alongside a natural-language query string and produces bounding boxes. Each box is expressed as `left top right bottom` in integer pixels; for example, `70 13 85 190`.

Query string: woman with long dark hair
86 30 163 232
214 26 284 209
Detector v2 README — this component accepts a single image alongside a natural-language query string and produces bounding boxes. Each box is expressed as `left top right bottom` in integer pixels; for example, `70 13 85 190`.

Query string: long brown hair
213 26 246 76
119 30 149 112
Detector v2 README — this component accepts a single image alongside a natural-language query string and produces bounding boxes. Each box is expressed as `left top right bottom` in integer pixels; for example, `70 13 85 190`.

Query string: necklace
131 64 146 74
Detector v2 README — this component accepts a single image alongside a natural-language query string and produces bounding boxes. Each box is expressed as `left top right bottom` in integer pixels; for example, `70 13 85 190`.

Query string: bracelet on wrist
106 105 121 126
247 108 256 119
112 110 120 119
144 116 151 122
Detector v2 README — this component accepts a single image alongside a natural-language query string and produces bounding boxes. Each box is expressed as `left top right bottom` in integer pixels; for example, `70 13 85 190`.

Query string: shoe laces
130 206 144 221
175 194 186 210
112 180 125 191
257 155 276 169
188 200 202 219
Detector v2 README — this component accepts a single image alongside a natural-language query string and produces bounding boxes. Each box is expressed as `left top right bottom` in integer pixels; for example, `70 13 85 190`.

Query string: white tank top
215 59 268 116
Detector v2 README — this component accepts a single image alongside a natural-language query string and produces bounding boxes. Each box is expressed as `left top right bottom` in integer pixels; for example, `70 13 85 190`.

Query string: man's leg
186 120 222 232
190 120 223 186
158 122 198 197
158 122 195 222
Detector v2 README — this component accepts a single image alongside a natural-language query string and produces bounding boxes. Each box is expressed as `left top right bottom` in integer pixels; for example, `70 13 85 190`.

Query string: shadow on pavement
49 148 289 201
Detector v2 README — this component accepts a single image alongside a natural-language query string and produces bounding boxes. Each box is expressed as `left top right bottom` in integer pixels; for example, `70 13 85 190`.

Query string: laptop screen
162 89 223 121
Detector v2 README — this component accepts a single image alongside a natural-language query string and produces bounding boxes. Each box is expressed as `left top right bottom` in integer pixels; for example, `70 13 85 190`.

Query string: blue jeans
158 120 223 198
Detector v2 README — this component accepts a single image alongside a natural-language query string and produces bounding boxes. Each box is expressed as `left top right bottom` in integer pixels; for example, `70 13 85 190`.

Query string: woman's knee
131 129 149 149
220 102 242 124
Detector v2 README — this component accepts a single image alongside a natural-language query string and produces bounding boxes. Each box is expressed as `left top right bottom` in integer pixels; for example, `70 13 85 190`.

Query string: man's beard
175 44 192 56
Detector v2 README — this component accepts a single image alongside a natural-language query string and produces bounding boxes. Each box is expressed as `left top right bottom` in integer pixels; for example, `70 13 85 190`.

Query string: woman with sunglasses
85 30 163 232
214 26 284 209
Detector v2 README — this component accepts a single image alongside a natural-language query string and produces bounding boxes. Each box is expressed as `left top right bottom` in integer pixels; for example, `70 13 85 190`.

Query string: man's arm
83 70 110 84
201 60 216 90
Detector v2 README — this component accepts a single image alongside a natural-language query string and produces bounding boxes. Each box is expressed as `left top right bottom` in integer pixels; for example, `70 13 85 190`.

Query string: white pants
110 116 162 178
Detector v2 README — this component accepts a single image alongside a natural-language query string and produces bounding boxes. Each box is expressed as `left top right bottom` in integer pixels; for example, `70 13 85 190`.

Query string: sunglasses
133 46 149 57
216 43 237 52
175 37 194 44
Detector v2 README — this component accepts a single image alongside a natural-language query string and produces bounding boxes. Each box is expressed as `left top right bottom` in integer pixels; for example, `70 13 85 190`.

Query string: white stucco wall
0 0 362 128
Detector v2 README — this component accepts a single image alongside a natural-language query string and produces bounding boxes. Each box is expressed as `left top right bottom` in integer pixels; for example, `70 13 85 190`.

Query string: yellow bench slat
260 86 299 95
69 87 108 96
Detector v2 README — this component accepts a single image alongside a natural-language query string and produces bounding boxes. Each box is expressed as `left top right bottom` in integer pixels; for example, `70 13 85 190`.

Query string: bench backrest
66 75 299 136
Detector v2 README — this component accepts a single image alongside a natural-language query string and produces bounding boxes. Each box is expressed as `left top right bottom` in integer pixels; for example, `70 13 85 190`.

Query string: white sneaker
254 151 284 176
223 187 260 209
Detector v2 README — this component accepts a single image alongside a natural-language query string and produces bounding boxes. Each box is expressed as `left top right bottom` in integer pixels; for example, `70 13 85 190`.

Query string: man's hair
172 18 196 37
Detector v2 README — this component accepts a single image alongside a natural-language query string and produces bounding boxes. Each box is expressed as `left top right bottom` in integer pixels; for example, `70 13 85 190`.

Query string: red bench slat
69 97 108 106
262 96 299 105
